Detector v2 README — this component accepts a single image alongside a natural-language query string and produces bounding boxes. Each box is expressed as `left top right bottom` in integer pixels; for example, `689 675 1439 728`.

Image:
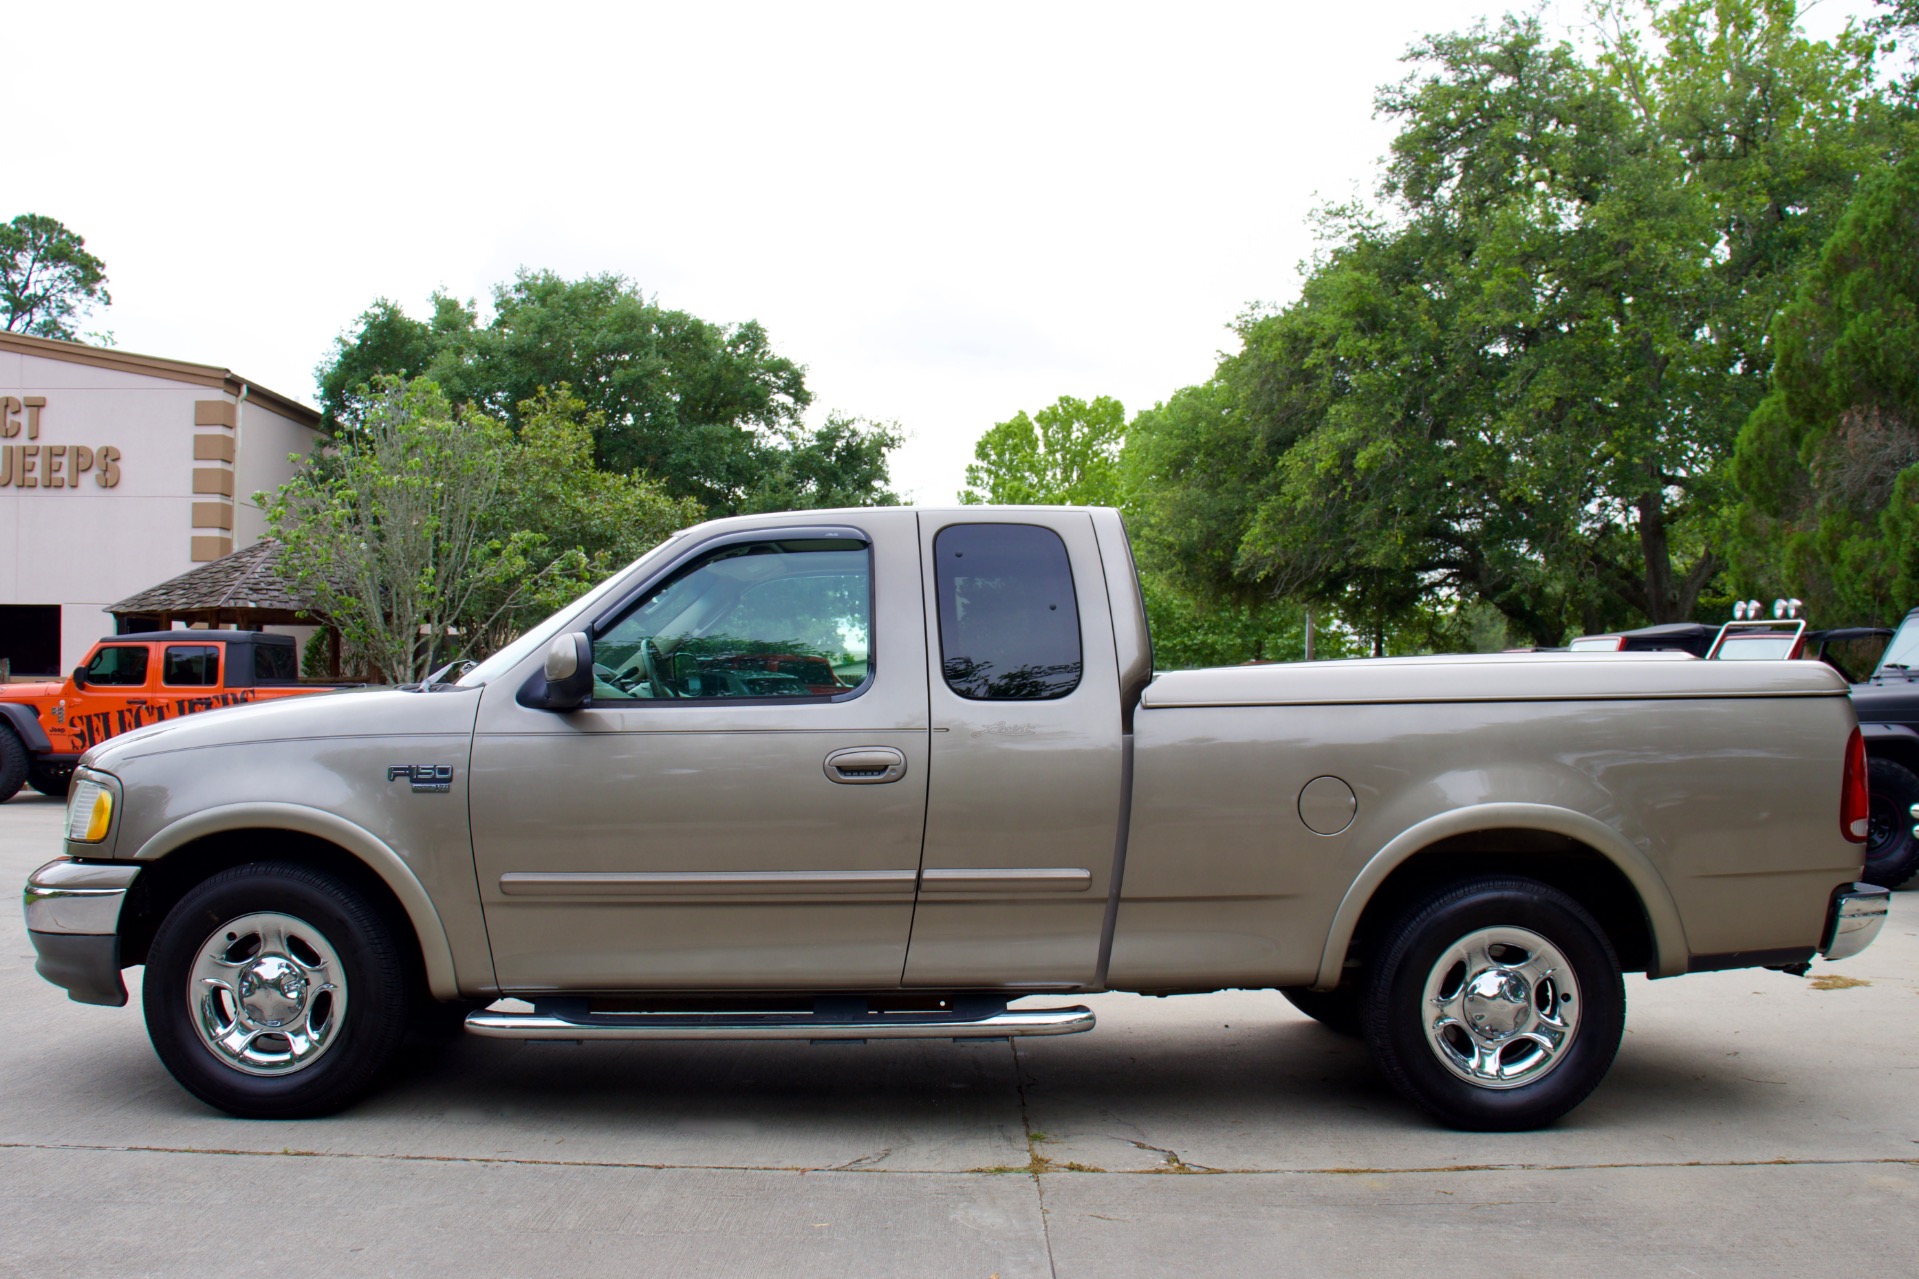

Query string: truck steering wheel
640 637 676 699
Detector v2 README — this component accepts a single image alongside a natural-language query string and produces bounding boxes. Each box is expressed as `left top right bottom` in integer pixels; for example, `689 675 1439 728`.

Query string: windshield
456 533 688 687
1877 613 1919 675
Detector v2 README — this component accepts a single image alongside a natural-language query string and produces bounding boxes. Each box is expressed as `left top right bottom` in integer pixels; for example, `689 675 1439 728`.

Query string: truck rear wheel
1862 757 1919 890
0 727 26 803
1361 876 1624 1131
143 862 412 1119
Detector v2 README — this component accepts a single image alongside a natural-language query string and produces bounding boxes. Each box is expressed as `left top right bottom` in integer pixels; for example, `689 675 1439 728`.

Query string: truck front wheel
143 862 412 1119
1361 876 1624 1131
1863 757 1919 890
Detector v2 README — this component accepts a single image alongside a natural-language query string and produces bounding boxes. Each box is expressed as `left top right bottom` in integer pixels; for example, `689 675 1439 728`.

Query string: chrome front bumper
1821 883 1890 963
23 858 141 1007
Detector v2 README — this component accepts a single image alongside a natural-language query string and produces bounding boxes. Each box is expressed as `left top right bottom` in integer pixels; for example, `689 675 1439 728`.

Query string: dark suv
1851 608 1919 889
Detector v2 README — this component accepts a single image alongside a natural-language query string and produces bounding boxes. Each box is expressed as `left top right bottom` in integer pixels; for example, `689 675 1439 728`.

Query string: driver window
592 537 872 702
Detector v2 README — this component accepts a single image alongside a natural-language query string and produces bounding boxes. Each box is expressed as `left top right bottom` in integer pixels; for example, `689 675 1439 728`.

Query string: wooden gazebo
105 539 345 675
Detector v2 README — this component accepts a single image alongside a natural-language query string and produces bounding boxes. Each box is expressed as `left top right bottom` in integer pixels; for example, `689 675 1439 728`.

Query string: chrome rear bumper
1821 883 1889 963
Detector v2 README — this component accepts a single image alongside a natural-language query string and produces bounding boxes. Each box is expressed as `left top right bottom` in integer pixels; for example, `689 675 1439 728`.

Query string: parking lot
2 789 1915 1278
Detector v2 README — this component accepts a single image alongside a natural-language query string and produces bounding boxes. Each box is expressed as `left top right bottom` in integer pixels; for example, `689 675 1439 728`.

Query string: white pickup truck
24 506 1887 1129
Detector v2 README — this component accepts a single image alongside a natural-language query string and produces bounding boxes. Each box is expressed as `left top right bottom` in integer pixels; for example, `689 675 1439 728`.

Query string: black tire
0 727 26 803
1279 984 1365 1036
1863 757 1919 890
27 763 73 798
1361 876 1625 1131
143 862 412 1119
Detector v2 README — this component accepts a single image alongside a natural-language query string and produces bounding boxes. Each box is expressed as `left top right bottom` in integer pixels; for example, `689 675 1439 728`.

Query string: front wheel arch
143 860 413 1117
123 826 454 1004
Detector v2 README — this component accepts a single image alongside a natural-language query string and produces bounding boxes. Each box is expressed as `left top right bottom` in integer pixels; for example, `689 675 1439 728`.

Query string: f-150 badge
388 764 454 793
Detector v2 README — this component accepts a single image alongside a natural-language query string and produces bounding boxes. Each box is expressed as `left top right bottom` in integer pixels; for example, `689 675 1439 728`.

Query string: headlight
67 779 113 843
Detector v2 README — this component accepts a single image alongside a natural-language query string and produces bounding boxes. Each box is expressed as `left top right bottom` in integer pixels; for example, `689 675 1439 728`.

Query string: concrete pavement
3 789 1915 1277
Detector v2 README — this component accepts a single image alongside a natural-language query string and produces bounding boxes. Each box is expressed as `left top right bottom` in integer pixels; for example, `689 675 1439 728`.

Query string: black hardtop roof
101 631 295 646
1807 626 1896 642
1620 622 1717 638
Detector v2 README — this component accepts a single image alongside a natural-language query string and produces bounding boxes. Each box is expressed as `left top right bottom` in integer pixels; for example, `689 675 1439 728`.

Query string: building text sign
0 397 121 488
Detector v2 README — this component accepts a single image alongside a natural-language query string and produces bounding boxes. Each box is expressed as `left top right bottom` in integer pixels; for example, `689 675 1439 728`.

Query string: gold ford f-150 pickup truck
21 507 1888 1130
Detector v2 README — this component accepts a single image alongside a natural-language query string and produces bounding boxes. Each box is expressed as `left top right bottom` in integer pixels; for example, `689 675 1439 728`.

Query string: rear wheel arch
124 806 461 1000
1861 731 1919 777
1313 806 1681 990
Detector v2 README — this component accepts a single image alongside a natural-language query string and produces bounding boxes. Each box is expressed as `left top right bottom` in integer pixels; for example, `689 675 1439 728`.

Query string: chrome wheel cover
188 912 347 1077
1420 925 1579 1090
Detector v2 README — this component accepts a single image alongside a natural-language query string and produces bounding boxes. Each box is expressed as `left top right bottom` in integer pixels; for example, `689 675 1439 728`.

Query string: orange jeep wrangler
0 631 343 802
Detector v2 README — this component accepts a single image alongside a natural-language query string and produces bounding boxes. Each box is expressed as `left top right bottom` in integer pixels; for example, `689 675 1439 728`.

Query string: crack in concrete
1 1141 1914 1179
1008 1039 1060 1279
829 1147 892 1171
1127 1139 1222 1174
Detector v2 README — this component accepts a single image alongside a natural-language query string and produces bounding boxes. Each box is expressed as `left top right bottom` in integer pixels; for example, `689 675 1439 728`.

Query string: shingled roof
105 539 321 621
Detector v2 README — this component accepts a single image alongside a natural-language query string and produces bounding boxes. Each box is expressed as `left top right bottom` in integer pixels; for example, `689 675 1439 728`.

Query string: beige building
0 332 322 676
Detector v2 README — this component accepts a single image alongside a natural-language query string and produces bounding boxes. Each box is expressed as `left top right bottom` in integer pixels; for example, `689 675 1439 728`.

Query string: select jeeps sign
0 396 121 488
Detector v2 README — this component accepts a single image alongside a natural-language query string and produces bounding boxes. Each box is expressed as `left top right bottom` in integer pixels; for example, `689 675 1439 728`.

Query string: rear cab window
934 523 1082 700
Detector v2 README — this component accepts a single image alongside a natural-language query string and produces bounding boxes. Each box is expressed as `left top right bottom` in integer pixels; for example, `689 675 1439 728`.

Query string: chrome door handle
823 747 907 785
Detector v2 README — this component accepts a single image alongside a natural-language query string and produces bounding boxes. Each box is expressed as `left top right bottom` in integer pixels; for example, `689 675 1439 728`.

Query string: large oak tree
318 271 899 515
1128 1 1894 643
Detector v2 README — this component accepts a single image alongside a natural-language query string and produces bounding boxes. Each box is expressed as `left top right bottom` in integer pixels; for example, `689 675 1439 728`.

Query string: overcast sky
13 0 1879 503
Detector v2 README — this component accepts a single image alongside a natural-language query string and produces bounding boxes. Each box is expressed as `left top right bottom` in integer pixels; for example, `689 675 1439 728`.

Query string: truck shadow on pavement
11 1001 1830 1179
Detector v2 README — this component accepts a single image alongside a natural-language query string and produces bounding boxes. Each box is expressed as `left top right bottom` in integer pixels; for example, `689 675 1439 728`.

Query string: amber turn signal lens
66 780 113 843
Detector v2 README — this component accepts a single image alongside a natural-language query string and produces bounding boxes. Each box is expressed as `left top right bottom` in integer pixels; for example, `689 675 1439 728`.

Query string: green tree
1876 0 1919 100
267 378 518 683
1132 1 1894 644
1 214 110 341
475 387 705 648
316 294 477 414
318 271 900 514
270 379 704 680
737 413 904 513
1732 150 1919 622
960 395 1126 506
957 390 1309 666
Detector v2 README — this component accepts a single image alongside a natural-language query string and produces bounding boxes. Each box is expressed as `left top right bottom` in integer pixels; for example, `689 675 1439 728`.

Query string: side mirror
72 665 88 689
517 632 594 710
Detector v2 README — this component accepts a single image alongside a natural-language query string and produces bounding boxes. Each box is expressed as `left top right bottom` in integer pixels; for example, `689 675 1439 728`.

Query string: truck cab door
469 512 930 993
902 512 1127 990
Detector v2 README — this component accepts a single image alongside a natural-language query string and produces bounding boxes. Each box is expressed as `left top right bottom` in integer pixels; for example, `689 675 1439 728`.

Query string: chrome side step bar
465 999 1096 1042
